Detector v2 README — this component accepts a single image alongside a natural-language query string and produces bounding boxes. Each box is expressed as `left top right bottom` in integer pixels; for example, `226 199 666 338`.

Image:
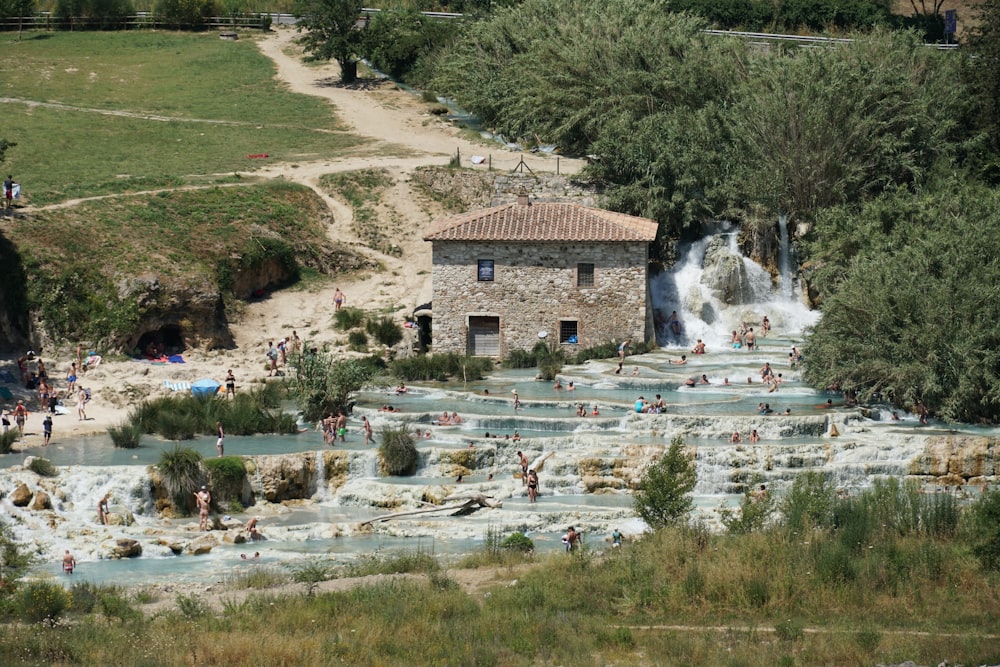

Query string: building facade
424 198 658 356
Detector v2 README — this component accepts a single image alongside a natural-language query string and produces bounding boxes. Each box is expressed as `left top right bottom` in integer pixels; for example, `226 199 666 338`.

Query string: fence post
556 157 560 175
488 155 492 171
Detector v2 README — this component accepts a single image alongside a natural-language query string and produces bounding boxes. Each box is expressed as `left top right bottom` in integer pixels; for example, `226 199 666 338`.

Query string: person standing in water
362 415 374 446
195 486 212 531
62 550 76 575
42 413 53 446
215 421 225 457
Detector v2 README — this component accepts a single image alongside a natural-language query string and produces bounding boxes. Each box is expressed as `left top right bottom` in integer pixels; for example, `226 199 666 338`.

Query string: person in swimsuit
77 387 87 421
42 414 53 446
225 369 236 398
97 493 111 525
13 400 27 437
216 421 225 457
333 288 345 311
527 469 539 502
565 526 581 552
67 363 78 394
362 416 374 446
195 486 212 531
667 311 682 336
62 550 76 575
517 451 529 485
335 411 347 443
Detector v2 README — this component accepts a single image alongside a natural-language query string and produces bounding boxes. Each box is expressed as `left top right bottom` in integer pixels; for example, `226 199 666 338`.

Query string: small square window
560 320 579 344
477 259 494 282
577 263 594 288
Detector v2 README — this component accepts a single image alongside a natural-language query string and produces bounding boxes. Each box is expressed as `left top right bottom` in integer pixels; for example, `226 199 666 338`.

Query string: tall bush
366 316 403 347
633 437 696 528
289 348 377 421
966 489 1000 571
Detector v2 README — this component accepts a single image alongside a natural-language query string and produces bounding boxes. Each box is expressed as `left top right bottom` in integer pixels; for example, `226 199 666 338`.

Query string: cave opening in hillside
135 325 185 358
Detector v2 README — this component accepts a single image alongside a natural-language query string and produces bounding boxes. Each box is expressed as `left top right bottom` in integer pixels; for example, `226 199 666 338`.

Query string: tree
295 0 363 83
633 436 696 528
288 347 377 421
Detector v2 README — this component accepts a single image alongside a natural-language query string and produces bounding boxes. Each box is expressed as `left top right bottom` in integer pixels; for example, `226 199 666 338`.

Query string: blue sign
945 9 957 35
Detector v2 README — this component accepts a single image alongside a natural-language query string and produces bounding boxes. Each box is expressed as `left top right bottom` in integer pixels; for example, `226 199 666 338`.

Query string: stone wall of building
431 240 650 355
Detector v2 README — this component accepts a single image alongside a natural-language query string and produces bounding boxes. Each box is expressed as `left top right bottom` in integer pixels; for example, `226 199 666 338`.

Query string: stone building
423 196 658 356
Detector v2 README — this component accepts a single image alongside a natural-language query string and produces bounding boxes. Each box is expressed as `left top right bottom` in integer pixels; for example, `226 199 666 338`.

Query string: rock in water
113 539 142 559
186 534 219 555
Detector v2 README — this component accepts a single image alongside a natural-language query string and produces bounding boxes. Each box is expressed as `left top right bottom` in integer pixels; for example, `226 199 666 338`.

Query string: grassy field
0 31 365 205
0 526 998 666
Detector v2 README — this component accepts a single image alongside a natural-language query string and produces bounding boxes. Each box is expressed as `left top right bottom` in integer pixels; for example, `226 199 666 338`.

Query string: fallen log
361 494 502 526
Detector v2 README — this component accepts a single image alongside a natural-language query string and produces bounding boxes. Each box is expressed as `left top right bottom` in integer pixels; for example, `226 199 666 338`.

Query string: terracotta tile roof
423 202 658 242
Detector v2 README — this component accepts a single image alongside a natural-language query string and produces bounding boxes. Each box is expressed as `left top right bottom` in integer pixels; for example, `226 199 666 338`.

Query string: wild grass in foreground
2 489 999 665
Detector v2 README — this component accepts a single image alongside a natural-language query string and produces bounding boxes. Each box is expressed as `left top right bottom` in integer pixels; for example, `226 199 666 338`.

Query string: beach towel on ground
168 355 185 364
163 380 192 392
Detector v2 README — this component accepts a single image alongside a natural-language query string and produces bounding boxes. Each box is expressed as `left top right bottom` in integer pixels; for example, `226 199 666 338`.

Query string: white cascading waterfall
650 221 818 348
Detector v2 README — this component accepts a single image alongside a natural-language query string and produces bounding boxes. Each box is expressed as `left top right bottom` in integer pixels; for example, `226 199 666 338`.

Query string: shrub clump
367 316 404 347
28 457 58 477
17 581 69 623
633 437 695 528
347 330 369 350
500 532 535 553
0 429 18 454
204 457 249 508
108 420 143 449
378 424 418 476
391 353 493 382
334 307 366 330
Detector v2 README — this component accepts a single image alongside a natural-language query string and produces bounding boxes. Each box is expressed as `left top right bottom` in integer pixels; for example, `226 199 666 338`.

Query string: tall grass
378 423 418 476
0 520 998 664
0 429 18 454
107 420 142 449
390 353 493 382
157 445 205 514
128 390 297 441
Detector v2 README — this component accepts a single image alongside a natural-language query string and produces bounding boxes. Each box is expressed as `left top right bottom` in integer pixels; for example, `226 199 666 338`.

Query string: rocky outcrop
909 436 999 486
738 215 780 275
702 237 755 305
186 534 218 555
10 483 32 507
120 274 234 352
246 453 317 503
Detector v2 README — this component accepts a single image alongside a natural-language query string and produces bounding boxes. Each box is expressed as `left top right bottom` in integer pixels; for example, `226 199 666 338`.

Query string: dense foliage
431 3 968 237
801 183 1000 422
